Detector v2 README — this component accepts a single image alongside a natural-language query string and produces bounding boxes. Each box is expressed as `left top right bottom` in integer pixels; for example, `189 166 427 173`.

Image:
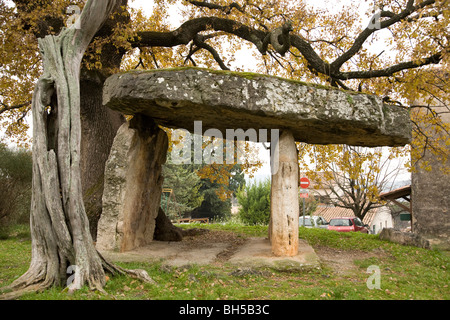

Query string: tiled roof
312 206 377 225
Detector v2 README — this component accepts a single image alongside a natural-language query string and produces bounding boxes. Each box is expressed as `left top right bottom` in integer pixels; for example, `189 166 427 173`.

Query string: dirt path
101 229 247 267
313 245 387 275
181 230 386 273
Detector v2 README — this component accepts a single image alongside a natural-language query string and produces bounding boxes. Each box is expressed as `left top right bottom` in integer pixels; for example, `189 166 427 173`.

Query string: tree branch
131 16 330 75
0 101 32 116
131 2 443 84
187 0 244 15
193 34 230 70
337 51 443 80
131 17 263 48
330 0 437 73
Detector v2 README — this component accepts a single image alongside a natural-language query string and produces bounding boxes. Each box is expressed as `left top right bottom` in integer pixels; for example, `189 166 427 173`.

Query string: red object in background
327 217 369 233
299 177 310 189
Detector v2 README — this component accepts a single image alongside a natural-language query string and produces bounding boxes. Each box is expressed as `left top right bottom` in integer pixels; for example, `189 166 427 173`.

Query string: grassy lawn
0 223 448 300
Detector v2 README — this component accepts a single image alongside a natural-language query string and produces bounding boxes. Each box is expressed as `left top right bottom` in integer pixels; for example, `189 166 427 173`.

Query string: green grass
1 223 449 300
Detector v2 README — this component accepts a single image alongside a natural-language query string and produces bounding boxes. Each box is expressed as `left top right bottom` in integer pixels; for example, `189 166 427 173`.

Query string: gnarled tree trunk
80 73 124 240
1 0 151 299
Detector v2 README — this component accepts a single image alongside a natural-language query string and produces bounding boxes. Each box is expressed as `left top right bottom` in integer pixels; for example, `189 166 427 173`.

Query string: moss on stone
346 94 355 105
124 66 355 93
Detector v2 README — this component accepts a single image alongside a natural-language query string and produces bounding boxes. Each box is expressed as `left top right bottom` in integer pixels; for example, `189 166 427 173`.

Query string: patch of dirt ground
180 229 248 264
313 245 388 275
181 230 387 273
101 229 248 267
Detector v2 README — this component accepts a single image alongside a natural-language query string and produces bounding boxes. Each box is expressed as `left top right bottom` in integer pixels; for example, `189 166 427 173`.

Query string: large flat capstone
103 67 411 146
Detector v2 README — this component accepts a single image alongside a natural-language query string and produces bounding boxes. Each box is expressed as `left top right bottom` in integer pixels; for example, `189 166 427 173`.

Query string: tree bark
1 0 151 299
79 72 124 240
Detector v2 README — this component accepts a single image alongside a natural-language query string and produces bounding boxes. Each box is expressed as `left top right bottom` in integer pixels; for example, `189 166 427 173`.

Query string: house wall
369 207 394 234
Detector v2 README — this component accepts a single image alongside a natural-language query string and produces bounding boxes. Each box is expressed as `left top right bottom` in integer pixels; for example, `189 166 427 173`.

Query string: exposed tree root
0 251 156 300
0 263 56 300
98 251 157 285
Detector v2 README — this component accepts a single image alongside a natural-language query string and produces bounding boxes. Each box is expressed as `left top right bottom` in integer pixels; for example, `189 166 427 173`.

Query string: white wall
370 207 393 234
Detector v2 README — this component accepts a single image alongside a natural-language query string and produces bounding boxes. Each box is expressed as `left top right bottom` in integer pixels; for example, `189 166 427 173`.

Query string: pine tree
237 179 271 225
161 163 203 220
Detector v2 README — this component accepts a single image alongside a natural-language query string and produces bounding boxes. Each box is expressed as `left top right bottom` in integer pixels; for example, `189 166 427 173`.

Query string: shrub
0 143 32 232
236 179 271 225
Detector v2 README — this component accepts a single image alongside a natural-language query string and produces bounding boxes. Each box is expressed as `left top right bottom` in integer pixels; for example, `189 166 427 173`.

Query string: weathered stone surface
379 228 431 249
103 67 411 147
411 105 449 248
96 122 132 251
228 238 320 271
96 115 168 252
269 130 299 257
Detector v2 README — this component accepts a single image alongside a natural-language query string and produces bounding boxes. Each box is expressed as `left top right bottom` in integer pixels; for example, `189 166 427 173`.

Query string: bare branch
0 100 32 116
330 0 437 73
193 34 230 70
337 52 443 80
187 0 245 15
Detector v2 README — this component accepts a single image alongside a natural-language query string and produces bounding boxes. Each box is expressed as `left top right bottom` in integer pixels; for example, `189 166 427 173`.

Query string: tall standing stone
96 115 168 252
270 130 299 257
411 100 450 249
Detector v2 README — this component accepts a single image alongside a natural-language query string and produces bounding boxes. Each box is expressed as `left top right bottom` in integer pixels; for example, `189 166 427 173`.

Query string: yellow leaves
197 162 239 201
165 129 260 201
0 2 41 143
298 143 409 209
410 106 450 174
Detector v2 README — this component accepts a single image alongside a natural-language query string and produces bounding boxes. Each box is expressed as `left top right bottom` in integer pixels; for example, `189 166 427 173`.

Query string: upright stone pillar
96 115 168 252
270 130 299 257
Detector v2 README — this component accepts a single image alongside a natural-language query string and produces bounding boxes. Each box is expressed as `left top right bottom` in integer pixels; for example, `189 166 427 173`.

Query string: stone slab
99 237 321 271
99 241 229 267
103 67 411 147
228 238 321 271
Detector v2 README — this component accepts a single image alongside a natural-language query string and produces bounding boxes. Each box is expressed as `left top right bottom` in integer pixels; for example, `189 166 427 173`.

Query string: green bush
236 179 271 225
0 143 32 233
